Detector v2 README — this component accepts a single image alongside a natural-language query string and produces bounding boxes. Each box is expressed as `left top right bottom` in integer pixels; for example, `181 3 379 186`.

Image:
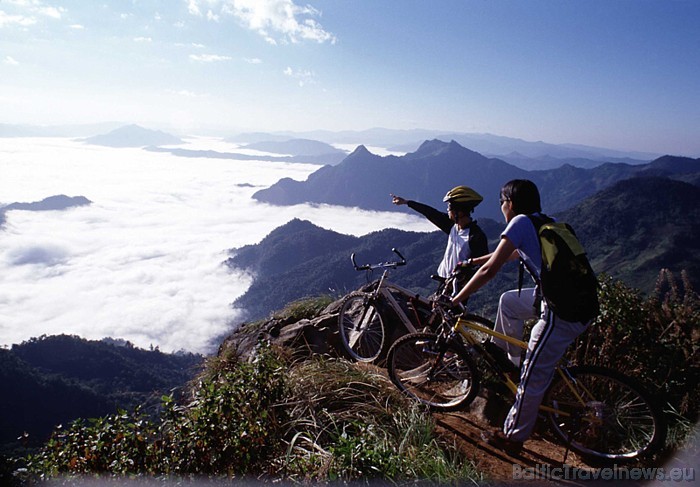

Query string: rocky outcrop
219 297 347 360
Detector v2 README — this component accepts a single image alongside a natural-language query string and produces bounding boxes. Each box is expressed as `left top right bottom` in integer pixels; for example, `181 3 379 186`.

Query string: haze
1 0 699 156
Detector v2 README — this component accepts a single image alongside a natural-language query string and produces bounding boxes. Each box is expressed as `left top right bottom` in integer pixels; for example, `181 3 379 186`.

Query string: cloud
69 23 84 29
0 137 433 354
1 1 64 22
188 0 336 45
4 56 19 65
284 66 316 86
134 36 152 43
189 53 232 62
0 11 37 27
244 57 262 64
167 89 207 98
7 243 69 266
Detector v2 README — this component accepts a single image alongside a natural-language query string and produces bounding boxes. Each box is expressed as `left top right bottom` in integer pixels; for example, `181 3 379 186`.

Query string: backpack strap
519 214 553 308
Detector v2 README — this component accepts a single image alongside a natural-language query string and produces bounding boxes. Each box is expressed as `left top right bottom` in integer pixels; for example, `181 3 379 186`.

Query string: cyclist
450 179 591 455
390 186 488 283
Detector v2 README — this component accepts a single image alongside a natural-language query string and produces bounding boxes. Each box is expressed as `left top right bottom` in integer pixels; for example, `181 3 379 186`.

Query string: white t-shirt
501 214 545 281
437 225 473 278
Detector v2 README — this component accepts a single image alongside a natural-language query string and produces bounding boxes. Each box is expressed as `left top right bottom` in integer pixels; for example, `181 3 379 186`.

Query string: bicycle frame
450 314 594 420
352 248 437 334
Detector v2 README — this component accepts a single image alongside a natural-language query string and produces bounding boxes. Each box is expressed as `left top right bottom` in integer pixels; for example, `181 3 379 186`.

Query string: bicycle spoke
387 333 480 411
545 366 666 461
337 292 387 362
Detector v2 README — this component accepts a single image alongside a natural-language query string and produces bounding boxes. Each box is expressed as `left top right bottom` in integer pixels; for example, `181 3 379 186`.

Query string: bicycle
337 248 448 363
386 279 667 462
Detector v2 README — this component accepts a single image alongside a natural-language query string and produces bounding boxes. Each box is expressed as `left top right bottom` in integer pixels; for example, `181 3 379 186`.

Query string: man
391 185 488 281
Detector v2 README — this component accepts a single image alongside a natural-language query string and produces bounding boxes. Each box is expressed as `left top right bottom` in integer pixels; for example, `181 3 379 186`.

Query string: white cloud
284 66 316 86
188 0 336 44
69 23 84 29
0 11 37 27
37 5 62 19
0 137 433 353
244 57 262 64
4 56 19 65
0 0 66 28
187 0 201 16
189 53 232 62
168 89 206 98
134 36 152 43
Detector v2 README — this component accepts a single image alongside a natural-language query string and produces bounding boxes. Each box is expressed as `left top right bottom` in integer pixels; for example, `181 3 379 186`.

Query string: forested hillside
0 335 203 452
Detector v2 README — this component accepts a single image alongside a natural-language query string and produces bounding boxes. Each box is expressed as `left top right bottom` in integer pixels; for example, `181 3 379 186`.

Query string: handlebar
351 248 407 271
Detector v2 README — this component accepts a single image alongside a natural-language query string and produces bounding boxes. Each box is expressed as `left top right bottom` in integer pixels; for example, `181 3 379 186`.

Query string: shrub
20 343 480 484
570 271 699 436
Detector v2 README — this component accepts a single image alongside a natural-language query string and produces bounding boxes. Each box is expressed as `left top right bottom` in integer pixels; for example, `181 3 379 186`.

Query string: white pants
493 287 589 442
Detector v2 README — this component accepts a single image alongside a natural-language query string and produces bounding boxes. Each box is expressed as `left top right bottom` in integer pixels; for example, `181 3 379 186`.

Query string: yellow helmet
442 185 483 206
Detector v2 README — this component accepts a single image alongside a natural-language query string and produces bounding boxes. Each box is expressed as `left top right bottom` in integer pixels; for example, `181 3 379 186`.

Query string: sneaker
480 429 524 456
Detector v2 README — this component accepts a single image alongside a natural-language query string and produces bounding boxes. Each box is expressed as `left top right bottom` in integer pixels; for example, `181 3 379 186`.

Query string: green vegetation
0 335 203 453
570 270 699 451
15 342 481 484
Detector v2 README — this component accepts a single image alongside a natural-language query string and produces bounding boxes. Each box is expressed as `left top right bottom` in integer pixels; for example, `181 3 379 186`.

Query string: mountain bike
337 248 449 363
386 283 667 462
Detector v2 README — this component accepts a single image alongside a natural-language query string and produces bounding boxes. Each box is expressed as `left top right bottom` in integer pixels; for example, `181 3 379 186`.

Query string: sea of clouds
0 137 433 354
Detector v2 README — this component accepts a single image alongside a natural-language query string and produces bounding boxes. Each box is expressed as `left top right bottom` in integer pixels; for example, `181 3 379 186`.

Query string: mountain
243 138 348 158
253 140 700 220
1 195 91 212
556 177 700 292
83 124 183 148
1 195 91 230
232 177 699 321
0 335 203 450
495 152 649 170
228 215 512 321
146 145 347 166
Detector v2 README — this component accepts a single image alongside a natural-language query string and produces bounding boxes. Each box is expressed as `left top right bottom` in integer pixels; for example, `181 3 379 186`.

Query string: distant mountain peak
83 124 183 148
411 139 483 159
349 145 372 156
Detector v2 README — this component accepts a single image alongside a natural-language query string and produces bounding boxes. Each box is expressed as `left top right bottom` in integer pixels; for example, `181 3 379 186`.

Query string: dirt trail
429 394 616 485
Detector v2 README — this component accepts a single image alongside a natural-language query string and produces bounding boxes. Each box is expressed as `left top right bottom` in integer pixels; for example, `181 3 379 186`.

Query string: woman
451 179 591 455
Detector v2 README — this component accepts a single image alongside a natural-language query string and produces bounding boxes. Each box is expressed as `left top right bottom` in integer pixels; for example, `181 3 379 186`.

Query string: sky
1 0 699 155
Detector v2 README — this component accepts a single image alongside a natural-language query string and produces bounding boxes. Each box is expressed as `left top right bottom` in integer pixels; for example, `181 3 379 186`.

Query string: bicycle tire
387 332 480 411
337 291 388 362
544 365 667 462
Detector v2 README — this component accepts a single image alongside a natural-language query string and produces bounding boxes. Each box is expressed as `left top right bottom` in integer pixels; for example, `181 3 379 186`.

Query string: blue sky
1 0 698 155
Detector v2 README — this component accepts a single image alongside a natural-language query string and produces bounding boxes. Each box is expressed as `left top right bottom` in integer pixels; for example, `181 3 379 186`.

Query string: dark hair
500 179 541 215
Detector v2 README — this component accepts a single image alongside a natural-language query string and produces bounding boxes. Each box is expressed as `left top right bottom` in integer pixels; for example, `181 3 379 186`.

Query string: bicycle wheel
544 365 667 462
337 291 387 362
387 332 480 411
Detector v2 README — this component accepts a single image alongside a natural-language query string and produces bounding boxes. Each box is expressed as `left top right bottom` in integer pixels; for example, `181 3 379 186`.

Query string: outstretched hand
390 193 408 206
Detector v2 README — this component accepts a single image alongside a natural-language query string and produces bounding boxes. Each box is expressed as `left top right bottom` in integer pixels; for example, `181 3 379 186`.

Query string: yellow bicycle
386 287 667 462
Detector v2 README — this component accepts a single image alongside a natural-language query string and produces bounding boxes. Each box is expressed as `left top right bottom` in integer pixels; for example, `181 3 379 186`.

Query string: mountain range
252 140 700 221
229 128 665 161
230 176 699 321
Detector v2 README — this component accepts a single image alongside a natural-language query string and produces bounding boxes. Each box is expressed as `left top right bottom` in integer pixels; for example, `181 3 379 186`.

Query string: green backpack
526 215 600 323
